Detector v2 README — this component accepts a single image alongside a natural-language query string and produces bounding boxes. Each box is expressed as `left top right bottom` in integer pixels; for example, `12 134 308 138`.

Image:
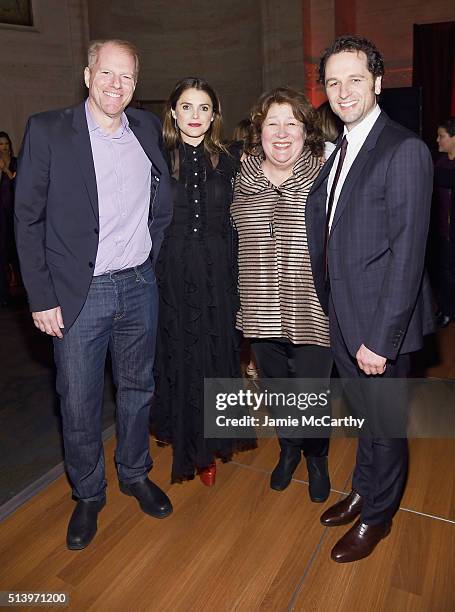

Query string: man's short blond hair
87 39 140 79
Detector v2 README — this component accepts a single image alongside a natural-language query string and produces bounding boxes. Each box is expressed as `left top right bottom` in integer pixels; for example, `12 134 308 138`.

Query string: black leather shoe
66 498 106 550
306 456 330 502
270 447 301 491
320 490 363 526
120 478 173 518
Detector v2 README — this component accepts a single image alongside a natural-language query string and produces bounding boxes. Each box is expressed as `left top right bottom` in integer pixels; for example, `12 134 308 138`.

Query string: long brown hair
245 87 324 159
317 101 343 143
163 77 227 157
0 131 13 157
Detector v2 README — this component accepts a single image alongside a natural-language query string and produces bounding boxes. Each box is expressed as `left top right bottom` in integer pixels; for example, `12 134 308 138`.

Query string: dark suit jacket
306 111 434 360
14 102 172 331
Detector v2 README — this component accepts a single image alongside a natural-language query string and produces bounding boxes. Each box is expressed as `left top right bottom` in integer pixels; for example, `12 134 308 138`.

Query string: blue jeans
54 259 158 501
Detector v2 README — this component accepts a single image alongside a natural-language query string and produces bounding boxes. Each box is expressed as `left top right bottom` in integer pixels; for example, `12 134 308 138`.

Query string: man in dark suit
306 35 433 562
15 39 173 549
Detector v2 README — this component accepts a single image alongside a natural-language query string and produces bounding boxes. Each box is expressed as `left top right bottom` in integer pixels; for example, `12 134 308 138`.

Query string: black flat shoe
120 478 173 518
66 498 106 550
306 455 331 502
270 447 302 491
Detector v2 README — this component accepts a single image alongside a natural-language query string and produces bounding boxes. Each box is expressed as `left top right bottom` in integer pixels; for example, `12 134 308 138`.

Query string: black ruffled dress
152 142 254 482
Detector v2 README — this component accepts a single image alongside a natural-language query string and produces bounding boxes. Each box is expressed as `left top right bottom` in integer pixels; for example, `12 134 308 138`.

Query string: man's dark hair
439 117 455 137
318 35 385 84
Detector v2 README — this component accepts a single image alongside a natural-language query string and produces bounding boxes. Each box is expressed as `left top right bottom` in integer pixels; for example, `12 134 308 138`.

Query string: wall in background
304 0 455 106
87 0 266 136
3 0 455 148
0 0 89 151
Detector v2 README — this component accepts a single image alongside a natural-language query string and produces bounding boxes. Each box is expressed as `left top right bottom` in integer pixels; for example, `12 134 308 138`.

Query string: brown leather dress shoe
320 490 363 526
331 519 392 563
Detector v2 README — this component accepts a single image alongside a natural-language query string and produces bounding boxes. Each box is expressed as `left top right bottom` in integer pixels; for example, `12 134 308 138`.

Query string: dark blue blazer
14 102 172 331
306 111 434 360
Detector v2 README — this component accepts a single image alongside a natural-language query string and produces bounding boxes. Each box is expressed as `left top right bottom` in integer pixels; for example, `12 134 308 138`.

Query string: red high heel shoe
198 463 216 487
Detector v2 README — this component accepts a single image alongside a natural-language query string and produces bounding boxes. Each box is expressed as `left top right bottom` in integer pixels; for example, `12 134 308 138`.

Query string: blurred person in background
0 131 17 306
230 118 259 382
232 118 251 148
317 101 343 160
433 117 455 327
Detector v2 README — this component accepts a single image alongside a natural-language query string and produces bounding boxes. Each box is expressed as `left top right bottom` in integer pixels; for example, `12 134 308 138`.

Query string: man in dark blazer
15 39 173 549
306 35 433 562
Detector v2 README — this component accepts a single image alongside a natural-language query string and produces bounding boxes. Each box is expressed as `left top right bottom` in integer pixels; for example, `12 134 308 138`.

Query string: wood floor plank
0 437 333 612
1 433 454 611
402 438 455 520
2 317 455 612
80 466 336 611
292 509 455 611
426 324 455 379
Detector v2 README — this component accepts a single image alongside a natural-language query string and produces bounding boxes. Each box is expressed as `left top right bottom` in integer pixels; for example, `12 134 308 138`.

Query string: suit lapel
71 102 99 222
308 137 341 196
330 111 387 233
69 104 167 223
126 111 166 176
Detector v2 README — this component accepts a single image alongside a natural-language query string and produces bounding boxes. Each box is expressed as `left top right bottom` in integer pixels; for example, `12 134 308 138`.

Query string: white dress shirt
327 104 381 230
324 140 336 161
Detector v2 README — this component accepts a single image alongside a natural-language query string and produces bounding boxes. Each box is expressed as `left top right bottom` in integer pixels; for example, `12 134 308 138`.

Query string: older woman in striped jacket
231 87 332 502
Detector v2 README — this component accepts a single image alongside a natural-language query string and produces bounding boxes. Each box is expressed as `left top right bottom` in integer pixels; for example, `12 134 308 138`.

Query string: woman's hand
0 157 15 178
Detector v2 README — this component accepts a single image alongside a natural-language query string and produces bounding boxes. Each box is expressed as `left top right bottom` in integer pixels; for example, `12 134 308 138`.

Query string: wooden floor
1 327 455 611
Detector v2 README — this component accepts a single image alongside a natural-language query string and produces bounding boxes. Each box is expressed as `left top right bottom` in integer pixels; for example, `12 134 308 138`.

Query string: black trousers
250 339 332 457
436 238 455 317
329 295 409 525
0 206 10 302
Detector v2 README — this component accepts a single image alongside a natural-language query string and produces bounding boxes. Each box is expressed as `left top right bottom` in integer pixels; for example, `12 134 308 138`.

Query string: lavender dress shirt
85 101 152 275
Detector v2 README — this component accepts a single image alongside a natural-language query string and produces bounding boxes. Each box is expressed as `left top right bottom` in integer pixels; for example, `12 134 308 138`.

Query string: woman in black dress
0 131 17 305
153 77 253 485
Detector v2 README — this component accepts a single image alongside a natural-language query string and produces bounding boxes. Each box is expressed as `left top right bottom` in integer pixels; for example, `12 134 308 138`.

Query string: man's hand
356 344 386 375
32 306 64 338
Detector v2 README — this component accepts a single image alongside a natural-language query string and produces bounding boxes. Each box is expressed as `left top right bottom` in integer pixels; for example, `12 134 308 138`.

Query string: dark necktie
324 135 348 280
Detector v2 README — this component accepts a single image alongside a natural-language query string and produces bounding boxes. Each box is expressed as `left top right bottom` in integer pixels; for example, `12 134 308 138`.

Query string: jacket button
88 262 94 268
94 228 99 235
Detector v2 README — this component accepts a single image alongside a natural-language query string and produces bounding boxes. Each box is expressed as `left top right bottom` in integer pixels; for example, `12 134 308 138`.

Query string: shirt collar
344 104 381 146
238 147 317 195
85 99 129 137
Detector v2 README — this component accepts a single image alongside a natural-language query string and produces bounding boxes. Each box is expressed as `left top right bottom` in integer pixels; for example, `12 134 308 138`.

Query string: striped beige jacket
231 148 329 346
